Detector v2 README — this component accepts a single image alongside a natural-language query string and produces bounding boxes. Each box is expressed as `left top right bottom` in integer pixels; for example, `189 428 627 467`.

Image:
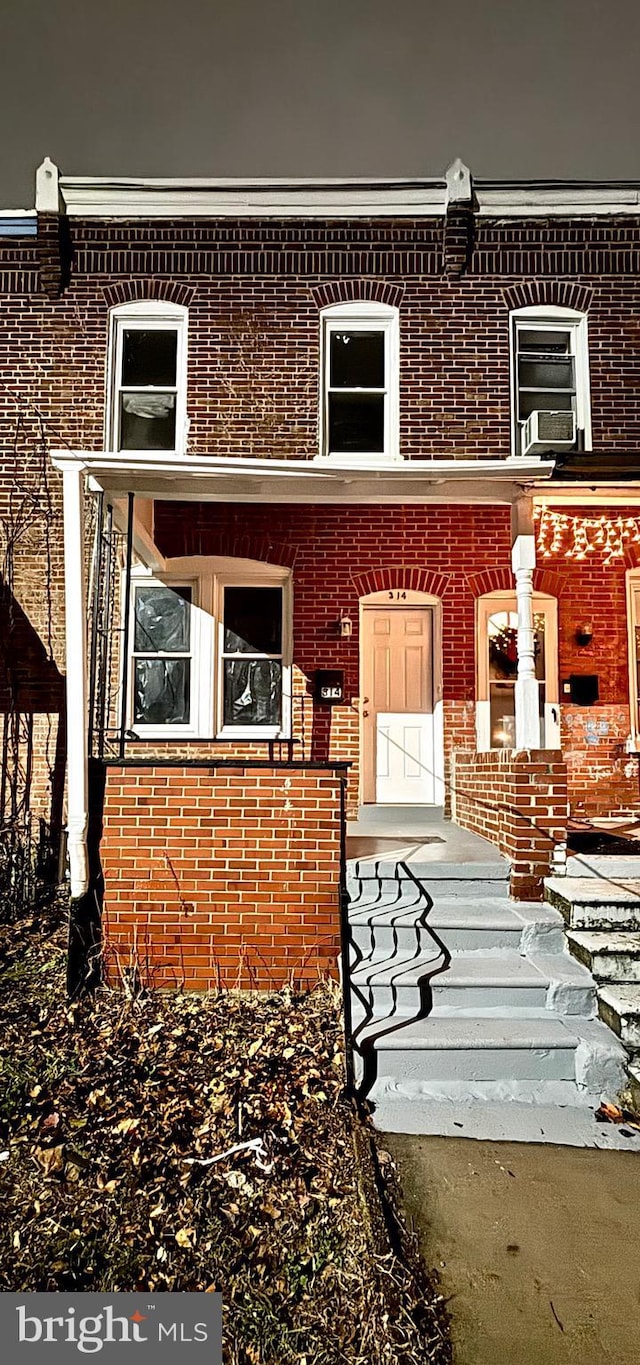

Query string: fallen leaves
0 891 451 1364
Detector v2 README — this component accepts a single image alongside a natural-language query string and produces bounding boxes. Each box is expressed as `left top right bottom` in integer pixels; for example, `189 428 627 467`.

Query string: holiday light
534 507 640 565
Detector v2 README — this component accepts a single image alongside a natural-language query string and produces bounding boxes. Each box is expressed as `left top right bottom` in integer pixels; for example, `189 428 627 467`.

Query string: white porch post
511 494 541 751
62 464 90 898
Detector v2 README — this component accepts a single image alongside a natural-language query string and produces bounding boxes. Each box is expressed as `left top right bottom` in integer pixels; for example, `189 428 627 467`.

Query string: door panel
362 607 435 803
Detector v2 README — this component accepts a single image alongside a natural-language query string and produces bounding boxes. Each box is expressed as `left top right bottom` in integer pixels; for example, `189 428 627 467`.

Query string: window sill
312 453 404 465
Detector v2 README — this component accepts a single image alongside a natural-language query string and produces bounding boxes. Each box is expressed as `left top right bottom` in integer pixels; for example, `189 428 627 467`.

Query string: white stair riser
353 981 593 1017
559 905 640 931
372 1043 578 1083
350 922 522 956
350 877 510 900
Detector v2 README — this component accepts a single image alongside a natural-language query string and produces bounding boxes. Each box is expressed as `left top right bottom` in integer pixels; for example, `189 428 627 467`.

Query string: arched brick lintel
501 281 594 314
465 566 566 598
165 530 298 569
352 567 451 599
310 279 405 310
100 279 196 310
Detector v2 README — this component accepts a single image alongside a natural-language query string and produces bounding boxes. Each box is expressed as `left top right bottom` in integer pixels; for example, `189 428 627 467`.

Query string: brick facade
452 750 569 899
3 197 640 908
97 763 345 990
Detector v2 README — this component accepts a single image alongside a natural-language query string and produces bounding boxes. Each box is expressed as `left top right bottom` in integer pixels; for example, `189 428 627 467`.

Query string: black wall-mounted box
314 669 345 704
562 674 600 705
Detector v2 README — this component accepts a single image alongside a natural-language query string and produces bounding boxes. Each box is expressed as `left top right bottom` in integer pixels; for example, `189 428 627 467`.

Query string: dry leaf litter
0 892 451 1364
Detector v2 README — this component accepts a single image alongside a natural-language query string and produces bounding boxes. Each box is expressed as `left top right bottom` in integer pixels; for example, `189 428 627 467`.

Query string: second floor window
320 302 399 460
108 301 188 455
511 306 591 457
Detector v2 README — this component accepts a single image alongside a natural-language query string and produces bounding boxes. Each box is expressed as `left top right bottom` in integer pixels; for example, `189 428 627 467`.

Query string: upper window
319 302 399 460
510 306 591 457
108 301 188 455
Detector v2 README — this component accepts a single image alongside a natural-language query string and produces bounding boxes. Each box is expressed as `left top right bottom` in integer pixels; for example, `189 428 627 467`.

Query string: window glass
121 330 177 386
487 610 546 746
222 586 283 728
224 587 282 654
328 393 385 453
132 585 192 726
330 332 385 388
120 394 176 451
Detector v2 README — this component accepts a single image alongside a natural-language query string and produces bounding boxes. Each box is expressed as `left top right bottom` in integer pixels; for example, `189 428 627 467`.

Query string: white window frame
106 300 188 457
317 300 400 462
476 589 560 751
125 558 292 740
510 305 591 457
626 569 640 748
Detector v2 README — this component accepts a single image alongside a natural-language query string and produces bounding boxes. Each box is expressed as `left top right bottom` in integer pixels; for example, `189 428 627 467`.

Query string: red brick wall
97 763 345 990
452 750 568 899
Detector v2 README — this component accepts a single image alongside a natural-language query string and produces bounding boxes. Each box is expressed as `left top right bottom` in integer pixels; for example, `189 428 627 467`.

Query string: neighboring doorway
360 592 443 805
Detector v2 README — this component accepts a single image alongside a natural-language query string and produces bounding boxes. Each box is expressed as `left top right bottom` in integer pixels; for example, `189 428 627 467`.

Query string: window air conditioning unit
521 409 576 456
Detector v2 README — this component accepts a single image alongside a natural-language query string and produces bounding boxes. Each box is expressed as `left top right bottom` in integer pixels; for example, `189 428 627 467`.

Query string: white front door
361 605 436 804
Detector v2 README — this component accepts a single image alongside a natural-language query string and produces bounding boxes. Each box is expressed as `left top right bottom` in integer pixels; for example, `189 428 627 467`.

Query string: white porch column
62 464 90 898
511 495 541 751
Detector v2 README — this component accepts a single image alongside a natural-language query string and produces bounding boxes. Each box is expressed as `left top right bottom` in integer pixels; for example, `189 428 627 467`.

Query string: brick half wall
93 762 346 990
451 750 568 900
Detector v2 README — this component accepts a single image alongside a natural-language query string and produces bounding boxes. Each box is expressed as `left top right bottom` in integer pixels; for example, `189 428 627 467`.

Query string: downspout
62 464 90 898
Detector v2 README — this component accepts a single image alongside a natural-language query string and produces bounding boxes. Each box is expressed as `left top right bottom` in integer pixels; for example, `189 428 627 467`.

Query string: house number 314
388 591 407 600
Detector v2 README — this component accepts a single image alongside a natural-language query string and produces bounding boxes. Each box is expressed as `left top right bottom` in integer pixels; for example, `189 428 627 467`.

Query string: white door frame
359 589 444 806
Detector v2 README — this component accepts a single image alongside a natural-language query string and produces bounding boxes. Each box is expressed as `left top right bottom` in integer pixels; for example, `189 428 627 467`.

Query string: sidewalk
386 1133 639 1365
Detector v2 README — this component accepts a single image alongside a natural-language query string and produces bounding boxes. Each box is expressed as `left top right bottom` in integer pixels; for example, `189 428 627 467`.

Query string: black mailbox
314 669 345 704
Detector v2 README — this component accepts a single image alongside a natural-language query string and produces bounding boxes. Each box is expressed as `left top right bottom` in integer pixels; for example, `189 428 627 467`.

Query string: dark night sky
1 0 639 207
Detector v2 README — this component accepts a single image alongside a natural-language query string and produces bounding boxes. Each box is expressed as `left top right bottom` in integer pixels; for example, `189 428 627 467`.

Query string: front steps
546 870 640 1090
347 859 628 1145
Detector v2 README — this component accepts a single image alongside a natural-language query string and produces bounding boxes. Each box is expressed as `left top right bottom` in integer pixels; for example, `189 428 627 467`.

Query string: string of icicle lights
534 506 640 565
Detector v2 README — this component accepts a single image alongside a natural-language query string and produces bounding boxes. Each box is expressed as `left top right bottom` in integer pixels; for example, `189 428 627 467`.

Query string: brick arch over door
100 279 195 310
465 567 566 598
152 509 299 569
310 279 405 310
501 282 594 314
351 566 451 599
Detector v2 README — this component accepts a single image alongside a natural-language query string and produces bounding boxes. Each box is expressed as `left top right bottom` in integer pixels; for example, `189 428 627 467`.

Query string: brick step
598 985 640 1049
545 878 640 930
567 930 640 983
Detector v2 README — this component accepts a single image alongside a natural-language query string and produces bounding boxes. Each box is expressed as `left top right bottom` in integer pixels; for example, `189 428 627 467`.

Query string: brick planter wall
95 762 346 991
451 750 568 900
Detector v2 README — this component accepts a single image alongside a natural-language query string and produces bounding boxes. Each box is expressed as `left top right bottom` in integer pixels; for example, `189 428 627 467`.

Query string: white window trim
106 300 189 457
125 558 292 740
475 589 560 751
509 304 591 457
316 300 401 462
626 569 640 748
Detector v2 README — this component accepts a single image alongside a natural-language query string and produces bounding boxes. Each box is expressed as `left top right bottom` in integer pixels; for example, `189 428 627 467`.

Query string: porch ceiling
51 452 555 506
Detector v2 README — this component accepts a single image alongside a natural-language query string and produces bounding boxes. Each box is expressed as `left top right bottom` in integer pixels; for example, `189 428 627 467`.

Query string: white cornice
477 185 640 217
58 177 447 219
50 452 554 506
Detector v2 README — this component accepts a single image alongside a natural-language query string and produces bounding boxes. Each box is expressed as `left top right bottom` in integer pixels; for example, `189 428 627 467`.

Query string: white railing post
511 495 541 751
62 463 90 898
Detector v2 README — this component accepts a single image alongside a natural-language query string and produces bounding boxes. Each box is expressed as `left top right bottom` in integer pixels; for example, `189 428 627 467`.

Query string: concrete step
349 859 510 898
627 1063 640 1113
356 1014 582 1082
567 930 640 983
598 984 640 1048
370 1094 640 1147
350 896 566 958
356 1013 627 1093
351 950 595 1019
566 855 640 879
546 878 640 930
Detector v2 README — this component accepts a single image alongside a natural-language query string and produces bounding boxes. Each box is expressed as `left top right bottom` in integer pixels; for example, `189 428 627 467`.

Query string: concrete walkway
387 1133 640 1365
346 806 506 865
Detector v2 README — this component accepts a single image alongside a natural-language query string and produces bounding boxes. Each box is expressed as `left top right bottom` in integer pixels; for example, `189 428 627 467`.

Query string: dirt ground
386 1134 640 1365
